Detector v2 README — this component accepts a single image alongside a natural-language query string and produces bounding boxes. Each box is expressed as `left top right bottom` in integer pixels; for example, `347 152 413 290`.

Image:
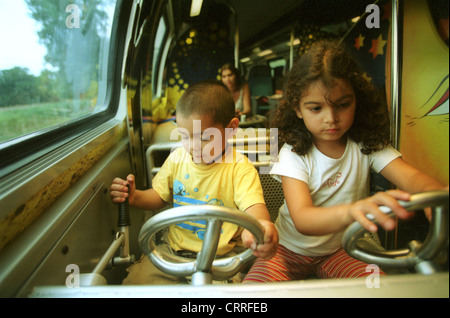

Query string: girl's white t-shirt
270 138 401 256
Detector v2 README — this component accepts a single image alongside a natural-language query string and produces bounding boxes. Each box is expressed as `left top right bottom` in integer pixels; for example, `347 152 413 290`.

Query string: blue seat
248 65 273 97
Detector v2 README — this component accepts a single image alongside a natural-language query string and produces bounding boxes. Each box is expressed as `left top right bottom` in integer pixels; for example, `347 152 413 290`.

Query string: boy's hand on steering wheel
242 220 278 260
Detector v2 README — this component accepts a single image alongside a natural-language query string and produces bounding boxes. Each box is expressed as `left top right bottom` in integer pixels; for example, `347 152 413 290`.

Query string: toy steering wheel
342 191 449 274
139 205 264 285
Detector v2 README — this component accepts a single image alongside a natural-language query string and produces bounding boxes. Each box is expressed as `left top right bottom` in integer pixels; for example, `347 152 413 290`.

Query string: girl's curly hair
271 40 391 156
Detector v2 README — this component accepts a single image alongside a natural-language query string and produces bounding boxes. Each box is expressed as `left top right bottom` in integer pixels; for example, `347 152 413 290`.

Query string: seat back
248 65 273 97
259 173 284 222
228 128 283 222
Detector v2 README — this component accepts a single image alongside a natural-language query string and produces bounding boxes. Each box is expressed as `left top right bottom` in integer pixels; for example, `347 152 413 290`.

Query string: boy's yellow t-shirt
151 147 265 255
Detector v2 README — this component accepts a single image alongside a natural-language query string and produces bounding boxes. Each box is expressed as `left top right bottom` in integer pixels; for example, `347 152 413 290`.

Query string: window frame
152 13 174 100
0 0 129 178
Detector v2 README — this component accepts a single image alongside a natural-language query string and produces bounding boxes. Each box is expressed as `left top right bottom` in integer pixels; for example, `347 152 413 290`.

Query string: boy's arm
133 188 167 210
242 203 279 260
245 202 271 222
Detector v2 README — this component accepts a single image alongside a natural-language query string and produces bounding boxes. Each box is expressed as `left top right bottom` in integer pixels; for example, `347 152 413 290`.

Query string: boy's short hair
176 80 235 127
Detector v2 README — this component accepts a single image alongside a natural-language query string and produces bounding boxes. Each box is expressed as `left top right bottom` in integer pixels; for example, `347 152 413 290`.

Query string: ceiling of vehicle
226 0 376 50
166 0 379 65
226 0 302 45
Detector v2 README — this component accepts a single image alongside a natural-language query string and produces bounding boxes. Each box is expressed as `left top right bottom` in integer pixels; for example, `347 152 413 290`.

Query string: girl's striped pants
243 244 384 283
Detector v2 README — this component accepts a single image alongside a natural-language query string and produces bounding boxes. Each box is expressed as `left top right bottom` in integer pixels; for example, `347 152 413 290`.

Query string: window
0 0 116 145
152 15 169 98
0 0 118 175
269 58 286 72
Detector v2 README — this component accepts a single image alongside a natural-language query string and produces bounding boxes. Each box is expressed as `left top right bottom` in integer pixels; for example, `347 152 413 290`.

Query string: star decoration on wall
369 34 387 59
354 34 365 50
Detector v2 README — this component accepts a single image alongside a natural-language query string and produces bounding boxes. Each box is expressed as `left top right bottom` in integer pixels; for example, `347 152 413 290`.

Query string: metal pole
289 27 294 69
390 0 400 150
92 233 125 275
234 16 239 68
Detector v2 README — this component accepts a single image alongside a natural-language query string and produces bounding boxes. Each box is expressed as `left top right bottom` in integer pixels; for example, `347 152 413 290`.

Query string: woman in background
221 63 252 117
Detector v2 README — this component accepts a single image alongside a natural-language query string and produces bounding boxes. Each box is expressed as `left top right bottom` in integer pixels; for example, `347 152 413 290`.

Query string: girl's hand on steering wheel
347 190 412 232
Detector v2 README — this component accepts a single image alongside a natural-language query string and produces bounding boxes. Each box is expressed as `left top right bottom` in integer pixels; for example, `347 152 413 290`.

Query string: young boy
109 80 278 284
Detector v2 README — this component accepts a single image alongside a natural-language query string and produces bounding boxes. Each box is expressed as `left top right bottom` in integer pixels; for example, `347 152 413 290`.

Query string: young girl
243 40 446 282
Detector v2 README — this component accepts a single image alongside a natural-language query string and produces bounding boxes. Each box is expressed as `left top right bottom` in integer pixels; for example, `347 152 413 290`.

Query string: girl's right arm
110 174 166 211
282 176 411 235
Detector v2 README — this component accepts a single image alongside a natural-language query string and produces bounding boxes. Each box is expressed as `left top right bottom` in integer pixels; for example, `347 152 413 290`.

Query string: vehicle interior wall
398 0 448 186
392 0 448 257
0 141 140 297
0 0 447 297
0 0 145 296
